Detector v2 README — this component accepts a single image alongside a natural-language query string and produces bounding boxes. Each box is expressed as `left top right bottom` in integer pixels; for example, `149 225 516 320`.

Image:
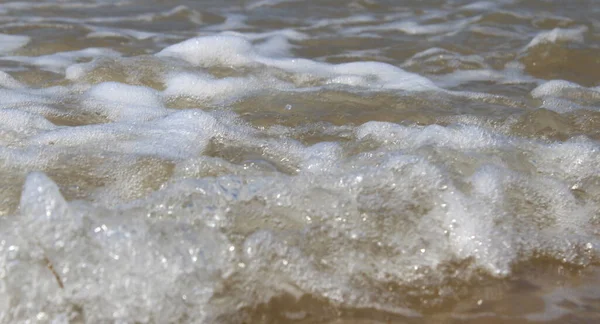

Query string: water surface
1 0 600 323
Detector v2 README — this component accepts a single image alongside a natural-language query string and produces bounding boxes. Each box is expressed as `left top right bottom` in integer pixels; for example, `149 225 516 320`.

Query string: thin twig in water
44 256 64 289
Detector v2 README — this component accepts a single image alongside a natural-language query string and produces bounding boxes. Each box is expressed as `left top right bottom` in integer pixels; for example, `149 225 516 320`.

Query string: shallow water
1 0 600 323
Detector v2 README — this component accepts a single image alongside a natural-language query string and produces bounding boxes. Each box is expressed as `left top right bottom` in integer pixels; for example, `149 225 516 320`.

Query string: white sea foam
85 82 167 121
86 27 158 40
0 71 24 88
344 16 479 36
531 80 600 112
3 48 121 73
0 33 29 54
163 72 287 103
525 26 588 49
1 2 600 322
459 1 504 11
156 34 437 103
157 35 256 67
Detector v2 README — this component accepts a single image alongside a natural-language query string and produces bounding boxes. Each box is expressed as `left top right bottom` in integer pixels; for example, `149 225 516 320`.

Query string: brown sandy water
1 0 600 323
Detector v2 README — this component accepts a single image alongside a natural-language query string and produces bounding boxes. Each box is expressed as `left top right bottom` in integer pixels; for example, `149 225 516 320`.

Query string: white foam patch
2 172 234 323
163 72 287 103
0 1 100 11
245 0 299 9
1 114 599 322
532 137 600 181
0 109 55 135
525 26 587 49
225 29 308 42
0 109 56 147
464 164 593 274
233 29 307 57
3 48 121 73
20 172 82 252
157 35 256 67
27 110 229 160
309 15 376 29
0 86 71 107
0 33 30 54
531 79 581 98
88 82 162 108
86 27 158 40
85 82 167 121
0 71 25 89
65 61 94 81
403 46 536 87
468 25 527 39
345 16 479 36
459 1 504 11
355 121 505 151
531 80 600 112
329 61 436 90
299 142 343 173
158 34 436 97
432 68 537 87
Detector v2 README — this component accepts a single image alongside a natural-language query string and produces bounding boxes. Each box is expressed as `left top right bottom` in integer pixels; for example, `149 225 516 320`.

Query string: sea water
0 0 600 323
